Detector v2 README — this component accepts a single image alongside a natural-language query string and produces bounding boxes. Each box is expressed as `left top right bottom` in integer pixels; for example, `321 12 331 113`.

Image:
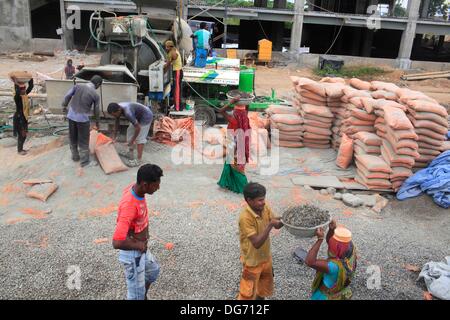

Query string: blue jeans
119 250 160 300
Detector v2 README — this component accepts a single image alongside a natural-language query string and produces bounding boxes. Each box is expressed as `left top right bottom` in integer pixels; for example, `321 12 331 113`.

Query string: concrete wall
0 0 32 52
31 38 63 53
298 53 450 71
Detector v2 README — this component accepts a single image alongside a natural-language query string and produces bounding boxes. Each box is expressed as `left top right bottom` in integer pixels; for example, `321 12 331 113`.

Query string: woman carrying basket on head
217 94 251 194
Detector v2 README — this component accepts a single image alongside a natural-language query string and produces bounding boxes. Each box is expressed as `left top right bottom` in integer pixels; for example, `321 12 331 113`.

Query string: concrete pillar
421 0 431 18
59 0 74 50
396 0 421 69
290 0 305 52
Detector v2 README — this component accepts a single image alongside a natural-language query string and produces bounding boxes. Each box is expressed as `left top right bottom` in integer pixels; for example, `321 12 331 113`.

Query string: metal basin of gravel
226 90 255 105
281 205 331 238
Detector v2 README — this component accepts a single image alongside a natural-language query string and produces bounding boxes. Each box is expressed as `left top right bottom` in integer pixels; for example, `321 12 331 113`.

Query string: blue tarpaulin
397 150 450 209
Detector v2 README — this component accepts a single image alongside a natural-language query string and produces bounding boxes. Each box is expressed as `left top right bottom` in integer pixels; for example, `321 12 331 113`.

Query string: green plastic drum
239 67 255 94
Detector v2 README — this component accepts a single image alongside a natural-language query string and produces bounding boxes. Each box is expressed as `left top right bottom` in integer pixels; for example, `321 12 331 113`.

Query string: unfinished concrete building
0 0 449 69
187 0 450 68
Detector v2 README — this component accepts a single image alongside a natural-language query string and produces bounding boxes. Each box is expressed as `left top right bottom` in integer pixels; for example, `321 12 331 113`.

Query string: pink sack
412 112 448 127
266 105 299 115
406 100 447 117
355 154 392 173
349 78 372 91
335 134 354 169
95 142 128 175
382 106 413 130
271 114 303 125
302 104 334 118
353 132 381 146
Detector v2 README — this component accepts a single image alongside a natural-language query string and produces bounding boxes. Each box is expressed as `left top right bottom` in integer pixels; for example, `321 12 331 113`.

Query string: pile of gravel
282 205 330 228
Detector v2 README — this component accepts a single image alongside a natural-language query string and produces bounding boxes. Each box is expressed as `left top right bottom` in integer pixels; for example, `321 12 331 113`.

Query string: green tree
393 0 407 17
427 0 449 20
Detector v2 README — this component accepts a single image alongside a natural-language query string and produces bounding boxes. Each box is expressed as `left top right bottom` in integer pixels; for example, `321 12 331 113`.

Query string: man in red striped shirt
112 164 163 300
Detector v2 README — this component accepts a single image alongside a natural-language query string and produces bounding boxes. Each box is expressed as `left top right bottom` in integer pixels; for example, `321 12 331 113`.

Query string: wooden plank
291 175 345 189
402 70 450 77
401 72 450 81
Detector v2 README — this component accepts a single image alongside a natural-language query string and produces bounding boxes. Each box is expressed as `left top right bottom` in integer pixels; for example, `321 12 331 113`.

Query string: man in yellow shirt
164 40 183 111
238 182 283 300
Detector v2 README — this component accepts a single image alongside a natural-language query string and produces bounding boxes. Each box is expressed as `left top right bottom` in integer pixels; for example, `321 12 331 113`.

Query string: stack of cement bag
353 132 381 156
338 87 374 149
397 89 449 168
376 105 419 191
354 154 392 190
201 126 227 160
300 104 334 148
267 104 304 148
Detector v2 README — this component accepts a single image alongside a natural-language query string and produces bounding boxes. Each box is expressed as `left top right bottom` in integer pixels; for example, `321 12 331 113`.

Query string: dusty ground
0 53 449 300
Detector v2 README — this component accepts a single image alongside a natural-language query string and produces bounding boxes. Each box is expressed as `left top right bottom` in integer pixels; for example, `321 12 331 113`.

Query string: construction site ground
0 53 449 300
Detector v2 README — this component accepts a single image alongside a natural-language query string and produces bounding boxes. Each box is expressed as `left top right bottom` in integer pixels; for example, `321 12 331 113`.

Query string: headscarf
328 237 353 260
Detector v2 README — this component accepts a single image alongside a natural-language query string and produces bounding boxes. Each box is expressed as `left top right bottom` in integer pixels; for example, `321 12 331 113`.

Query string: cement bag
411 119 448 135
415 128 446 141
355 154 392 173
383 106 413 130
395 146 420 158
89 130 100 154
303 118 333 129
271 131 302 142
357 166 390 179
273 140 304 148
360 97 377 114
375 99 407 111
397 89 438 104
303 132 331 140
355 140 380 154
301 112 334 124
417 135 445 147
271 114 303 125
323 83 346 98
406 100 447 116
291 76 316 86
416 154 436 162
320 77 346 84
370 81 399 93
271 121 304 132
385 131 418 150
303 142 330 149
390 167 413 180
418 141 442 151
353 132 381 146
381 140 416 167
343 87 372 99
303 125 332 136
355 174 392 190
349 78 372 91
344 117 374 127
302 104 333 118
349 97 363 109
371 90 397 100
440 141 450 152
413 112 448 127
299 96 326 106
248 112 270 129
350 108 377 121
419 148 441 156
344 126 376 135
266 105 298 115
95 142 128 175
303 138 330 145
27 183 58 202
385 126 418 141
300 82 326 97
335 134 353 169
299 90 327 102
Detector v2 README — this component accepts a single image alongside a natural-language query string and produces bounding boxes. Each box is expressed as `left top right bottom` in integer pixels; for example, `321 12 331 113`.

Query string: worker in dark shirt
11 76 34 155
62 75 103 167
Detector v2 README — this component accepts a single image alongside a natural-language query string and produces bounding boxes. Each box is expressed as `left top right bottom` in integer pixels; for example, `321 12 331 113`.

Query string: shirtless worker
112 164 163 300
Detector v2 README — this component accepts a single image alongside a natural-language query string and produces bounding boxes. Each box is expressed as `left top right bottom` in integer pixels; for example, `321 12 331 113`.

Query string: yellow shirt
170 48 182 71
239 204 275 267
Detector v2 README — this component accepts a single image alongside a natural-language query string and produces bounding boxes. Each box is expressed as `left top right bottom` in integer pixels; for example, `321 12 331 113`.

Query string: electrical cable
257 20 269 40
184 80 220 109
324 21 344 55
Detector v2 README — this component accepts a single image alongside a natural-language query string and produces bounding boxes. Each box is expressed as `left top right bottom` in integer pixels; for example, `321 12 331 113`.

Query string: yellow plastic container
258 39 272 62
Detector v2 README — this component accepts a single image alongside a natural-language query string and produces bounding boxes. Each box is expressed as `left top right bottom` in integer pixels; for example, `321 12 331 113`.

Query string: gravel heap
282 205 330 228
